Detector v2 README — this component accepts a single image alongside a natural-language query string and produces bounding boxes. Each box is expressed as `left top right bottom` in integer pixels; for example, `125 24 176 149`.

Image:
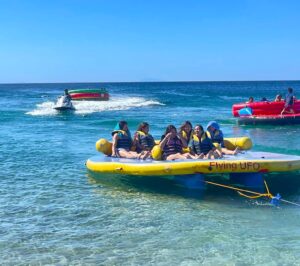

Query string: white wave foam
219 95 245 100
27 96 164 116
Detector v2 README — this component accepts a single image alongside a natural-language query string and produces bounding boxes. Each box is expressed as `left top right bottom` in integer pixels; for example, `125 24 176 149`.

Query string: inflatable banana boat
69 89 109 101
232 100 300 125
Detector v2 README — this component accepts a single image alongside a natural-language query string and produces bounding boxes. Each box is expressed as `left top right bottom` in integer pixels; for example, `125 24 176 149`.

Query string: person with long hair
133 122 155 160
179 121 193 146
111 121 140 159
159 125 197 160
189 125 221 159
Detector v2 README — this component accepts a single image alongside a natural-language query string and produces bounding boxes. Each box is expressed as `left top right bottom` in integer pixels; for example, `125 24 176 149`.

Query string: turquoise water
1 81 300 265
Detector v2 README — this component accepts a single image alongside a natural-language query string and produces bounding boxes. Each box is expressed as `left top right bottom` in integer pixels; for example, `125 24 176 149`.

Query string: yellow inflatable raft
86 136 300 175
95 136 253 159
86 151 300 175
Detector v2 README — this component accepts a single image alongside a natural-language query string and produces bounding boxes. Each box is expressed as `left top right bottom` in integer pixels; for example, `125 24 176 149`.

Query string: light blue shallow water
1 81 300 265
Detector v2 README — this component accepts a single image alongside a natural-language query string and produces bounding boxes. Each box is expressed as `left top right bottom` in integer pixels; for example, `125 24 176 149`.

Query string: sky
0 0 299 83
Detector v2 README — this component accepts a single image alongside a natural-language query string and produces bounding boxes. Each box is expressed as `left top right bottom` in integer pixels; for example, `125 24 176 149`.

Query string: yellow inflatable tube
95 136 252 159
86 151 300 175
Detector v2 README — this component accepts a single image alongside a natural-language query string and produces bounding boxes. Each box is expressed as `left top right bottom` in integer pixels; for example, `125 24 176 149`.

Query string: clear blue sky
0 0 299 83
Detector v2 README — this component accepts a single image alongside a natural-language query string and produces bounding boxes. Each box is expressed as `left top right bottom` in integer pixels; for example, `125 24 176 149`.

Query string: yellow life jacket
181 130 193 144
135 131 155 151
137 130 146 136
192 133 207 143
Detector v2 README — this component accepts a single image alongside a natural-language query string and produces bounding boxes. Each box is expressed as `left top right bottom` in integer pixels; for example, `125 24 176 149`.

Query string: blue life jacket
285 92 294 106
135 131 155 152
206 129 225 148
112 130 132 150
190 133 213 155
161 135 183 158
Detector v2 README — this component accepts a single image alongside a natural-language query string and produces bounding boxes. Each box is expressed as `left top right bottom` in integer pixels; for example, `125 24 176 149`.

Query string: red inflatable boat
232 100 300 125
69 89 109 101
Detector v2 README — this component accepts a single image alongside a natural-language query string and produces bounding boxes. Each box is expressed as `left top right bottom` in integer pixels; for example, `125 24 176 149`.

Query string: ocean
1 81 300 265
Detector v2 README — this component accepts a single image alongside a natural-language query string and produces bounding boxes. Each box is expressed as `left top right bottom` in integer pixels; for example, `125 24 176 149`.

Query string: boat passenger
133 122 155 159
274 94 282 102
111 121 140 159
179 121 193 145
189 125 221 159
281 87 296 115
159 125 197 160
261 97 268 102
206 121 239 155
246 97 254 104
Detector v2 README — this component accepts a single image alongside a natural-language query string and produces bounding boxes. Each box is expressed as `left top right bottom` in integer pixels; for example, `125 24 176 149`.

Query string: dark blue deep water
1 81 300 265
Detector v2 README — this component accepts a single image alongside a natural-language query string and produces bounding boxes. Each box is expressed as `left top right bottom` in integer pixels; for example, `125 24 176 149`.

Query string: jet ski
54 95 75 111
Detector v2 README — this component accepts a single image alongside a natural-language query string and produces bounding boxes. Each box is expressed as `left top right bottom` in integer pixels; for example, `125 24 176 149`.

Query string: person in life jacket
133 122 155 160
189 125 222 159
274 94 282 102
111 121 140 159
281 87 296 115
206 121 239 155
159 125 198 160
179 121 193 146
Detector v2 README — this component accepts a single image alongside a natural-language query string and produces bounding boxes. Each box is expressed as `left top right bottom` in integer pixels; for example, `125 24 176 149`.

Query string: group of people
246 87 296 115
111 120 239 161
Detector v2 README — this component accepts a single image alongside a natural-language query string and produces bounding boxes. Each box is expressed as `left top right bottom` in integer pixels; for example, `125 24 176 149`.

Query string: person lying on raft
111 121 140 159
246 97 254 104
133 122 155 160
159 125 198 160
189 125 222 159
206 121 239 155
179 121 193 146
274 94 282 102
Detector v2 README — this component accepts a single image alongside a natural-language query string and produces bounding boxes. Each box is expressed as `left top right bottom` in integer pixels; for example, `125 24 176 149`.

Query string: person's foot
233 147 240 155
141 151 150 160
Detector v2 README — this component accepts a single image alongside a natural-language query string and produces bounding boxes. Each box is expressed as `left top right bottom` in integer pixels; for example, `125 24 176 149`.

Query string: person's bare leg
166 153 188 160
118 150 139 159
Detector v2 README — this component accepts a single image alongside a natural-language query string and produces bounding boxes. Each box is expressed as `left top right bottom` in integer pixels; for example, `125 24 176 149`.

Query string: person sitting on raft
246 97 254 104
179 121 193 145
189 125 222 159
206 121 239 155
281 87 296 115
159 125 198 160
274 94 282 102
133 122 155 160
111 121 140 159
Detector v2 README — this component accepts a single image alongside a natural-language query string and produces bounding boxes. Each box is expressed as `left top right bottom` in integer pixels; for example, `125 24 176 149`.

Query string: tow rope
204 179 300 207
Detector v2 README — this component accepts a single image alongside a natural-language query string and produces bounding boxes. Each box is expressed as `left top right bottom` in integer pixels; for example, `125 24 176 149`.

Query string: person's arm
178 133 188 148
209 138 223 157
133 132 144 151
159 133 171 150
111 133 119 157
189 140 196 155
218 131 225 148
